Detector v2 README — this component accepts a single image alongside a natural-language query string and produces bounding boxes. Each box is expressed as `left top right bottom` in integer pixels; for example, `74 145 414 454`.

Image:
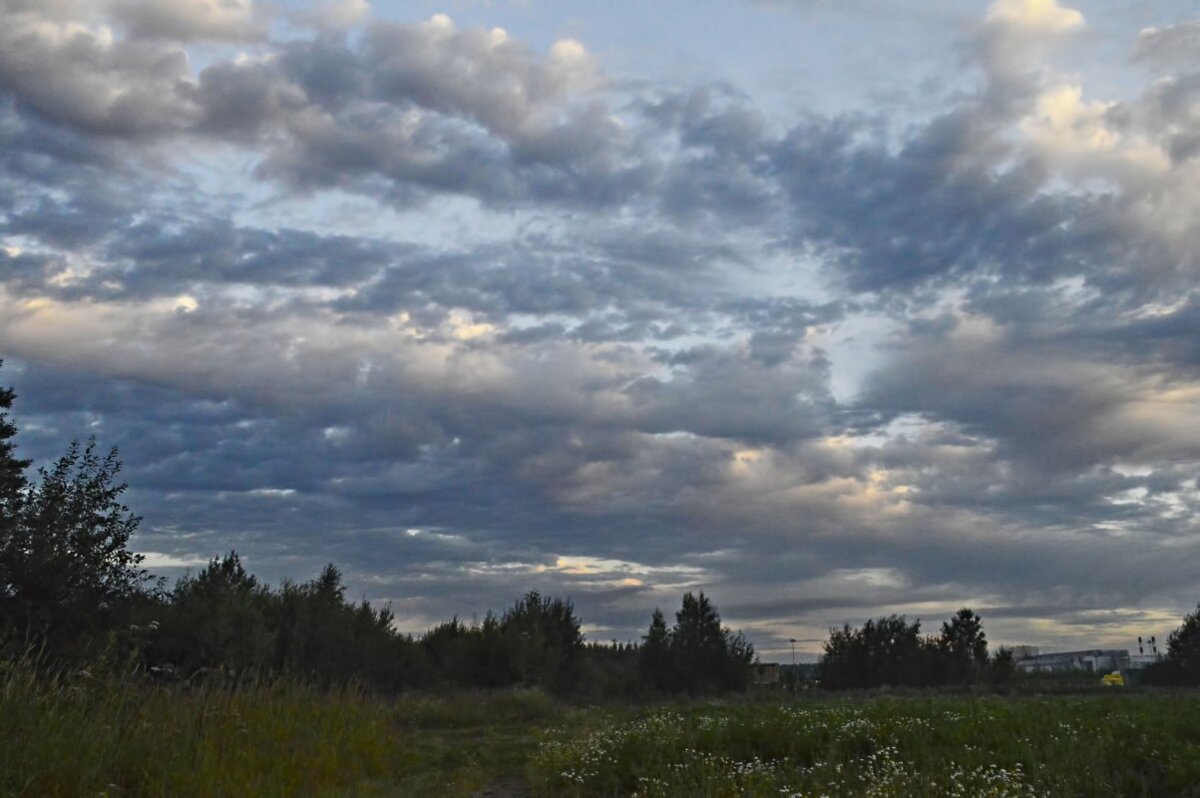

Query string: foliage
530 695 1200 797
632 592 755 695
9 655 1200 798
1 438 149 651
418 593 586 695
936 607 989 684
1 654 593 797
0 657 399 798
0 361 28 647
639 608 674 691
819 609 1002 690
150 553 427 690
0 359 29 525
989 646 1018 687
818 614 929 690
1144 603 1200 686
501 590 585 694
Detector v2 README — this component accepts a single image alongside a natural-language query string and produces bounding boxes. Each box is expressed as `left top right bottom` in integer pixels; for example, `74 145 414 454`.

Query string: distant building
752 663 780 685
1014 649 1130 674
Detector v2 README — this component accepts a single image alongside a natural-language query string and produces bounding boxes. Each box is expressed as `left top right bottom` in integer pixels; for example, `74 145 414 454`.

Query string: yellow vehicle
1101 671 1125 687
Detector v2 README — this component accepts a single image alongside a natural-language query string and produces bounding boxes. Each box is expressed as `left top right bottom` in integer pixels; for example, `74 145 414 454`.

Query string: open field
530 694 1200 797
5 663 1200 797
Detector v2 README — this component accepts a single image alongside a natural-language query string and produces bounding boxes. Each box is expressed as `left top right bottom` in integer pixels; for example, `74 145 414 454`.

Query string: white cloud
984 0 1084 35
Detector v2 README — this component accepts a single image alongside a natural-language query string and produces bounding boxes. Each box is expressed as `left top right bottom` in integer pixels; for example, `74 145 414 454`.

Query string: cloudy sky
2 0 1199 658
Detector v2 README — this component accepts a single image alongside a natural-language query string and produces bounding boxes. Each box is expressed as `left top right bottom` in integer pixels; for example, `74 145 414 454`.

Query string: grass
0 659 574 797
4 661 1200 797
529 694 1200 797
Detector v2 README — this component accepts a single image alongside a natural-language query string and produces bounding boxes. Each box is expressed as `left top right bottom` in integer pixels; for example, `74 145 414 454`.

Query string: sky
1 0 1199 659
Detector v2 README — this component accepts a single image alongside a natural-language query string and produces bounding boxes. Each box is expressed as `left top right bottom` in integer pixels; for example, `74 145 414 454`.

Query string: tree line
814 604 1200 690
816 609 1015 689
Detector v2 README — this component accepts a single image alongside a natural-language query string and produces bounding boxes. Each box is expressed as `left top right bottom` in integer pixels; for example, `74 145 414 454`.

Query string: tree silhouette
4 438 147 646
1145 604 1200 686
0 360 29 517
818 615 926 689
501 590 584 693
938 608 988 683
638 607 674 690
669 592 753 694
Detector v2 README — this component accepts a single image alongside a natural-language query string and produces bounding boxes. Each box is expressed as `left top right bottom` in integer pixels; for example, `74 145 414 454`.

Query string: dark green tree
0 360 29 520
2 438 148 645
668 592 753 694
1165 605 1200 677
162 552 274 673
500 590 584 693
1144 604 1200 686
0 362 29 637
938 607 988 683
638 608 674 690
988 646 1017 687
817 615 927 690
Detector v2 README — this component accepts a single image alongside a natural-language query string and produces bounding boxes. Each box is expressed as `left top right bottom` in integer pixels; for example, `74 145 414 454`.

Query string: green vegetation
6 661 1200 797
1143 603 1200 687
818 609 1009 691
0 655 580 798
531 695 1200 797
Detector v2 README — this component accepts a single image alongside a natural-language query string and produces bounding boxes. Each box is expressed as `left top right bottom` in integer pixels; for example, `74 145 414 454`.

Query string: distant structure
1012 643 1161 676
752 662 781 686
1014 649 1131 674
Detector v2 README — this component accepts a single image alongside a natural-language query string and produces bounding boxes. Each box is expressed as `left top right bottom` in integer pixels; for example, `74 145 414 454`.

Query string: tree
1144 604 1200 686
638 608 674 690
668 592 753 694
988 646 1017 687
938 608 988 683
500 590 584 693
817 615 926 690
0 362 31 629
2 437 148 645
0 360 29 517
162 552 274 673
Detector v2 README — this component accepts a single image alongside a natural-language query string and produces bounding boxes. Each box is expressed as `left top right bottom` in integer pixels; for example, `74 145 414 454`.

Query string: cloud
1133 19 1200 70
0 5 198 138
108 0 268 42
293 0 370 31
983 0 1084 35
3 0 1200 651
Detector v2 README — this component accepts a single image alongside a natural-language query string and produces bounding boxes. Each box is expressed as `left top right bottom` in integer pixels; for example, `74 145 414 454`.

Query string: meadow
4 659 1199 798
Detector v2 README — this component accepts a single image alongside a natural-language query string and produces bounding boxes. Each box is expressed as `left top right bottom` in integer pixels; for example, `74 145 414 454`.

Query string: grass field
530 695 1200 797
4 660 1199 797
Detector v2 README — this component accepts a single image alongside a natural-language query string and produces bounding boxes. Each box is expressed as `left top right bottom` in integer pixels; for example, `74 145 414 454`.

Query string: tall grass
1 658 398 798
1 658 580 797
